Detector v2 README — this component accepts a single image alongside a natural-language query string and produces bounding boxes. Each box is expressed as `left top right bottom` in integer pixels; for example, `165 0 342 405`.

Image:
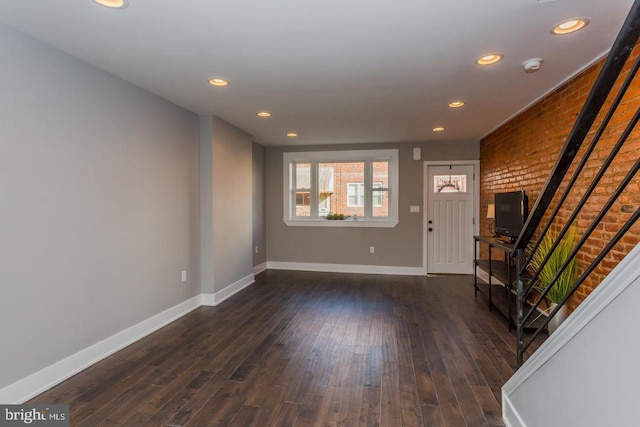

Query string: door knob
428 227 433 232
428 220 433 224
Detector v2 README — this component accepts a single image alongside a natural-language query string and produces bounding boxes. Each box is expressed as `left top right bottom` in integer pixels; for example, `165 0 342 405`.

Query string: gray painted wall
253 143 267 267
200 116 254 294
212 117 254 291
199 117 215 294
0 24 200 389
266 141 479 267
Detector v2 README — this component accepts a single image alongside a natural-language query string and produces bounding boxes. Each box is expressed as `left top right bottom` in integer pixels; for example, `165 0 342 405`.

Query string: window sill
284 219 398 228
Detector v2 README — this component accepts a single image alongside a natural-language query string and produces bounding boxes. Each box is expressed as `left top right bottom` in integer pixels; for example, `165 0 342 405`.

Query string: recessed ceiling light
552 18 589 35
93 0 128 9
257 111 271 117
287 133 298 138
449 101 465 108
208 78 229 87
476 54 503 65
432 127 445 132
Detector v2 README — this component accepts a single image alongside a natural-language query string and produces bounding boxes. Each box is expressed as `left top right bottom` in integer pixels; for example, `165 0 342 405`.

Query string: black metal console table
473 235 516 328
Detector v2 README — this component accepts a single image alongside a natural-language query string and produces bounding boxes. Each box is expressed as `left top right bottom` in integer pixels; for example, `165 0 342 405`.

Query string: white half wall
502 243 640 427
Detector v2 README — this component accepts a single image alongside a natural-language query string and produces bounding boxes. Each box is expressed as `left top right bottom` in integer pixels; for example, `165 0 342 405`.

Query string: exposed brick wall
480 44 640 309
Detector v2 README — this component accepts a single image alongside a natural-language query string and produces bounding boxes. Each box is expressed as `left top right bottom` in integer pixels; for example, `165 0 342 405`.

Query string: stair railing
512 0 640 367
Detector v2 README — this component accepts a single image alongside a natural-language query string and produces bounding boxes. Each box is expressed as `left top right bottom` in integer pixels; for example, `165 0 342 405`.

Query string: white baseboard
201 274 255 307
253 262 268 275
0 270 256 403
0 295 202 404
267 261 424 276
200 293 216 306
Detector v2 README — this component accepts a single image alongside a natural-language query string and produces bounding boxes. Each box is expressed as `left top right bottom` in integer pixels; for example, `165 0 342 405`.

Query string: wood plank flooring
29 270 543 426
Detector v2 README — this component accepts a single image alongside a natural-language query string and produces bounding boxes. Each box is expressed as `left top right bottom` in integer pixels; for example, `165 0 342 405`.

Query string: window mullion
364 160 373 218
290 162 296 219
310 161 319 218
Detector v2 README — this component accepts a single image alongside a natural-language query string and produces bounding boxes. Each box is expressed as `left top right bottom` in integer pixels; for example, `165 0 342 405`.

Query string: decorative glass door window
434 174 467 193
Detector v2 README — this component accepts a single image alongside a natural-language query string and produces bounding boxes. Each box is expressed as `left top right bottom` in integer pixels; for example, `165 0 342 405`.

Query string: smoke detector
523 58 543 73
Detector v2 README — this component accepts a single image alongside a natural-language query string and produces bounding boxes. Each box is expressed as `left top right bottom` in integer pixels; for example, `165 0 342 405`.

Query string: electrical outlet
410 205 420 213
370 246 375 254
181 270 187 282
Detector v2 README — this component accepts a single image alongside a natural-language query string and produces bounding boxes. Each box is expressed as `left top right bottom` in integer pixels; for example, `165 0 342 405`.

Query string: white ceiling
0 0 634 146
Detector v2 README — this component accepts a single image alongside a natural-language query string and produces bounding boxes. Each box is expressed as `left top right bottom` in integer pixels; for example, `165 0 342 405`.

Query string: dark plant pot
548 303 569 334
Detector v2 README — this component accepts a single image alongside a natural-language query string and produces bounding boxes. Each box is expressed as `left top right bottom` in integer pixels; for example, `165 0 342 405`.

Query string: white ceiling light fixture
208 78 229 87
432 127 445 132
287 132 298 138
552 18 590 35
257 111 272 117
449 101 465 108
476 53 503 65
93 0 129 9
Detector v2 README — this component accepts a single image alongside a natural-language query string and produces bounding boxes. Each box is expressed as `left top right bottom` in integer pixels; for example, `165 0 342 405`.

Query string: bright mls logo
0 405 69 426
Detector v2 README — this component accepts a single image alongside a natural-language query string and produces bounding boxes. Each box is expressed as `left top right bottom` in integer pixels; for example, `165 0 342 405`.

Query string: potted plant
528 227 579 333
325 213 347 220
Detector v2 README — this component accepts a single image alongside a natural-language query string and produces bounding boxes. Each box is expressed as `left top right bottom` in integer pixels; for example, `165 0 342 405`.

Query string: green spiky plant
528 227 579 304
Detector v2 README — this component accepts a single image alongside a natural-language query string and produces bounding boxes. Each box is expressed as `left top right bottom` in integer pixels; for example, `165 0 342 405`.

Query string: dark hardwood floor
29 270 542 426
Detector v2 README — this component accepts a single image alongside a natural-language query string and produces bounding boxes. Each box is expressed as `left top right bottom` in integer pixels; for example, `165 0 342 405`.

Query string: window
347 183 364 207
283 149 398 227
434 174 467 193
373 182 384 207
295 163 311 216
348 182 383 208
295 191 310 215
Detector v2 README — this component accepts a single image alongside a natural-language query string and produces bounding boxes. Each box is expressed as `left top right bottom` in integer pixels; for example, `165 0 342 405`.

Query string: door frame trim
422 160 480 274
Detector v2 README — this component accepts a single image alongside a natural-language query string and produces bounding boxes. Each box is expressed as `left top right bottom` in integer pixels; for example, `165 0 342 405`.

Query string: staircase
512 0 640 367
500 4 640 425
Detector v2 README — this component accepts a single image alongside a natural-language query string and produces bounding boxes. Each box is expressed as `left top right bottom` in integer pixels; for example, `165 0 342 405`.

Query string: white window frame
347 182 365 207
318 192 331 214
373 181 384 207
283 149 398 228
346 182 383 208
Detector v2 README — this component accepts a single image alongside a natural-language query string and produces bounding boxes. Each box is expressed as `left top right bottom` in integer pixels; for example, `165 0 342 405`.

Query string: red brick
480 42 640 306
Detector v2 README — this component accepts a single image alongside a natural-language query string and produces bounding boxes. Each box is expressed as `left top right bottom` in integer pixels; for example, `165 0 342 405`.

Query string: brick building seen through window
295 161 389 218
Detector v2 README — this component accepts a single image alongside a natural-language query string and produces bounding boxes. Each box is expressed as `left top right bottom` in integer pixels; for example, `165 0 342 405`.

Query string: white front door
426 164 475 274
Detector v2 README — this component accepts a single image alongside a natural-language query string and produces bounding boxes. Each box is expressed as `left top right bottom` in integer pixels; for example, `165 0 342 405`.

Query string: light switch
410 205 420 213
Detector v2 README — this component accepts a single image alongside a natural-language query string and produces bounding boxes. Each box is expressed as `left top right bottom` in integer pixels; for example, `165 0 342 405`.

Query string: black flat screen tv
494 191 528 242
